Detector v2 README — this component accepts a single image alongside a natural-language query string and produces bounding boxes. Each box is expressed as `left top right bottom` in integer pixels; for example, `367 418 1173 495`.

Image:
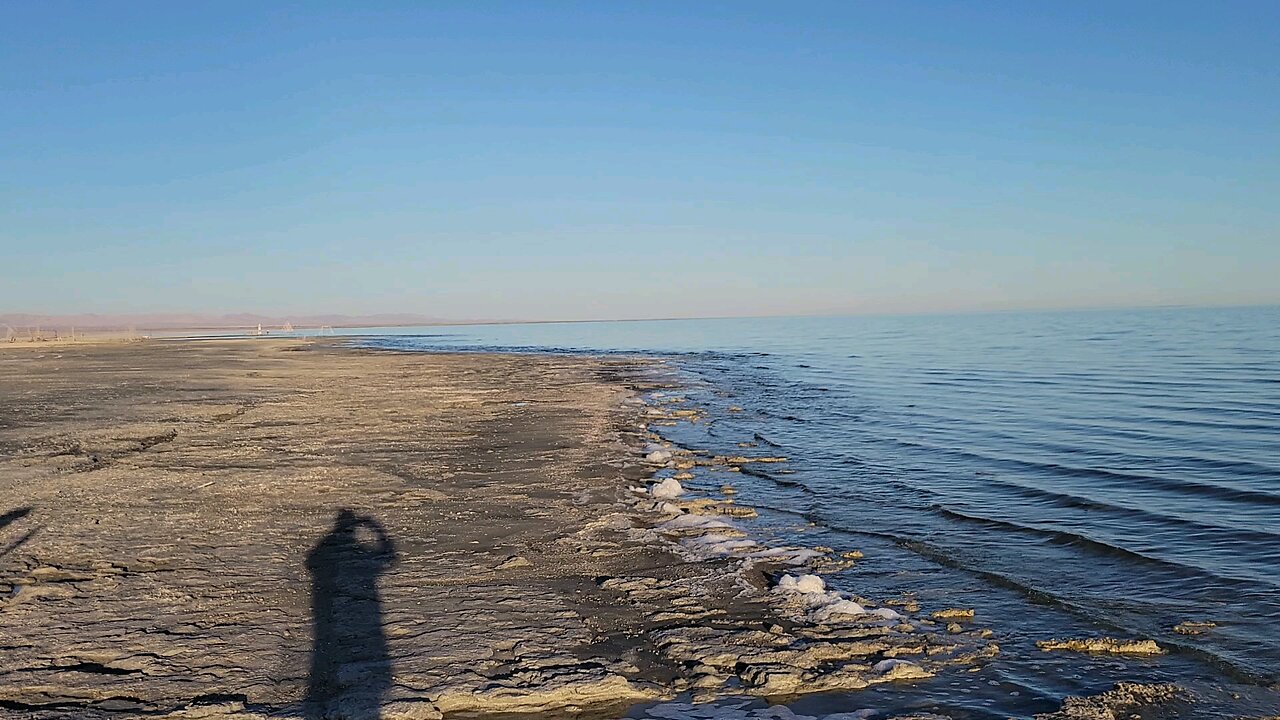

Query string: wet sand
0 339 1167 720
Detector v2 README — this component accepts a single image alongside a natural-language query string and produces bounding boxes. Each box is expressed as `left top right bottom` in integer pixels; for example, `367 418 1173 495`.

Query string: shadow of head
334 508 360 532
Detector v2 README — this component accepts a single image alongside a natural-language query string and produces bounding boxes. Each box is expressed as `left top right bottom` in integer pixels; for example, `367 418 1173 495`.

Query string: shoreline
3 338 682 718
0 338 1193 719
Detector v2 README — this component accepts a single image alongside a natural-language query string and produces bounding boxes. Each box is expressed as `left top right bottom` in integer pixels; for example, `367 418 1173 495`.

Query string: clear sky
3 1 1278 321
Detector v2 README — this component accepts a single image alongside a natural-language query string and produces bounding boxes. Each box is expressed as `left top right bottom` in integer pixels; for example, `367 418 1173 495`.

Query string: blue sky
2 1 1278 320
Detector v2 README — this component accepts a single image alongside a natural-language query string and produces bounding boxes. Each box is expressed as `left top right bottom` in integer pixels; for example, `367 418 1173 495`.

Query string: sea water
348 306 1280 718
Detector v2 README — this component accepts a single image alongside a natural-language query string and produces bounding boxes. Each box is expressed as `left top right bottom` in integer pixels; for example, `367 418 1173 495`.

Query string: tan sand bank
0 339 991 719
0 332 149 350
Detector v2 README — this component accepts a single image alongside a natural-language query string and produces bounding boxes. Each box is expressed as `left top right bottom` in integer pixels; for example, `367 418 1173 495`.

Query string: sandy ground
2 333 148 348
0 339 1164 720
1 339 701 718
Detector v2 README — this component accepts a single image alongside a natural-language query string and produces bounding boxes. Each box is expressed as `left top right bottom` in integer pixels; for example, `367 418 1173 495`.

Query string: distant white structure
319 325 335 336
282 321 294 332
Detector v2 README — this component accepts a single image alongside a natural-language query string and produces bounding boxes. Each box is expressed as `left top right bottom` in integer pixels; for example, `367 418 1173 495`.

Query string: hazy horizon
4 300 1278 333
4 3 1278 319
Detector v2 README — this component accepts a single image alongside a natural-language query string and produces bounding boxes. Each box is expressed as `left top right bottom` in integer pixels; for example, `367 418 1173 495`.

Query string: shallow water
347 306 1280 718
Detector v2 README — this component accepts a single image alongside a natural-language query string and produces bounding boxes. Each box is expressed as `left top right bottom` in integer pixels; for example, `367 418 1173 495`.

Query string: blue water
341 306 1280 718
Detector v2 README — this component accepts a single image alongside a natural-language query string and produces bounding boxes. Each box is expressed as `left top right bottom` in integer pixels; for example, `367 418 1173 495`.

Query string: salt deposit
811 599 869 623
775 573 827 594
873 659 918 674
645 449 674 463
650 477 684 499
659 514 745 538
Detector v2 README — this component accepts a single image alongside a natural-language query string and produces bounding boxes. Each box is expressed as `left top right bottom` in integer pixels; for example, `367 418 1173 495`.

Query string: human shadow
305 509 397 719
0 507 36 558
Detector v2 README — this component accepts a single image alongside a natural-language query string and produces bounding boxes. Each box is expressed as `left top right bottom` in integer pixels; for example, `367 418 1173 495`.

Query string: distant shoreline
5 302 1279 342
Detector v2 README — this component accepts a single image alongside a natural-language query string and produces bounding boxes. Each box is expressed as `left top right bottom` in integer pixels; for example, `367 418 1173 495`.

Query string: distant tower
282 321 294 333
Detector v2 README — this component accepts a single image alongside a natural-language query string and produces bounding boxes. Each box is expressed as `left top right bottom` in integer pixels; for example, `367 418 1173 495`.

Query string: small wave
883 438 1280 509
947 473 1280 540
893 535 1277 685
752 432 782 447
929 506 1279 590
734 464 816 493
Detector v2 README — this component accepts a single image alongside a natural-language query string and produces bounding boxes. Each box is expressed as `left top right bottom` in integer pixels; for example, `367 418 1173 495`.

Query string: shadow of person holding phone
305 509 397 719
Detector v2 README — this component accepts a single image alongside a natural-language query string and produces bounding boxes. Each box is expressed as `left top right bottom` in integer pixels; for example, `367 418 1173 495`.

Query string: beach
0 336 1236 719
0 339 970 719
2 338 687 718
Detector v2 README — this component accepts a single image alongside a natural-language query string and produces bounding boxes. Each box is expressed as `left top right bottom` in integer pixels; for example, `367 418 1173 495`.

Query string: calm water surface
347 306 1280 718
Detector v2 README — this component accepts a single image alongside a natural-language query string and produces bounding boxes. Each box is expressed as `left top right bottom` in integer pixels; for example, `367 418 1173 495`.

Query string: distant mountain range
0 313 459 331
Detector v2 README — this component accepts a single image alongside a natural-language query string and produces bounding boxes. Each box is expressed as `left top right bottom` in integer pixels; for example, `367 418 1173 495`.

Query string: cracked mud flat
0 338 1024 719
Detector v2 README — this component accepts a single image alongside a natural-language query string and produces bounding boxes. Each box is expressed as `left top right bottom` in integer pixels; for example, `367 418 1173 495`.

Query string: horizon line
5 300 1277 333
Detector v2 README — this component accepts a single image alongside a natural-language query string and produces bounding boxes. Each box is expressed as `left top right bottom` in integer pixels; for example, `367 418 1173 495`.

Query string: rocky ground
0 339 1179 720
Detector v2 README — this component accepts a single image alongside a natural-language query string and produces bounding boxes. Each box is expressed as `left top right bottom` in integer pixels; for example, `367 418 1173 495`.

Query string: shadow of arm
362 516 397 562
